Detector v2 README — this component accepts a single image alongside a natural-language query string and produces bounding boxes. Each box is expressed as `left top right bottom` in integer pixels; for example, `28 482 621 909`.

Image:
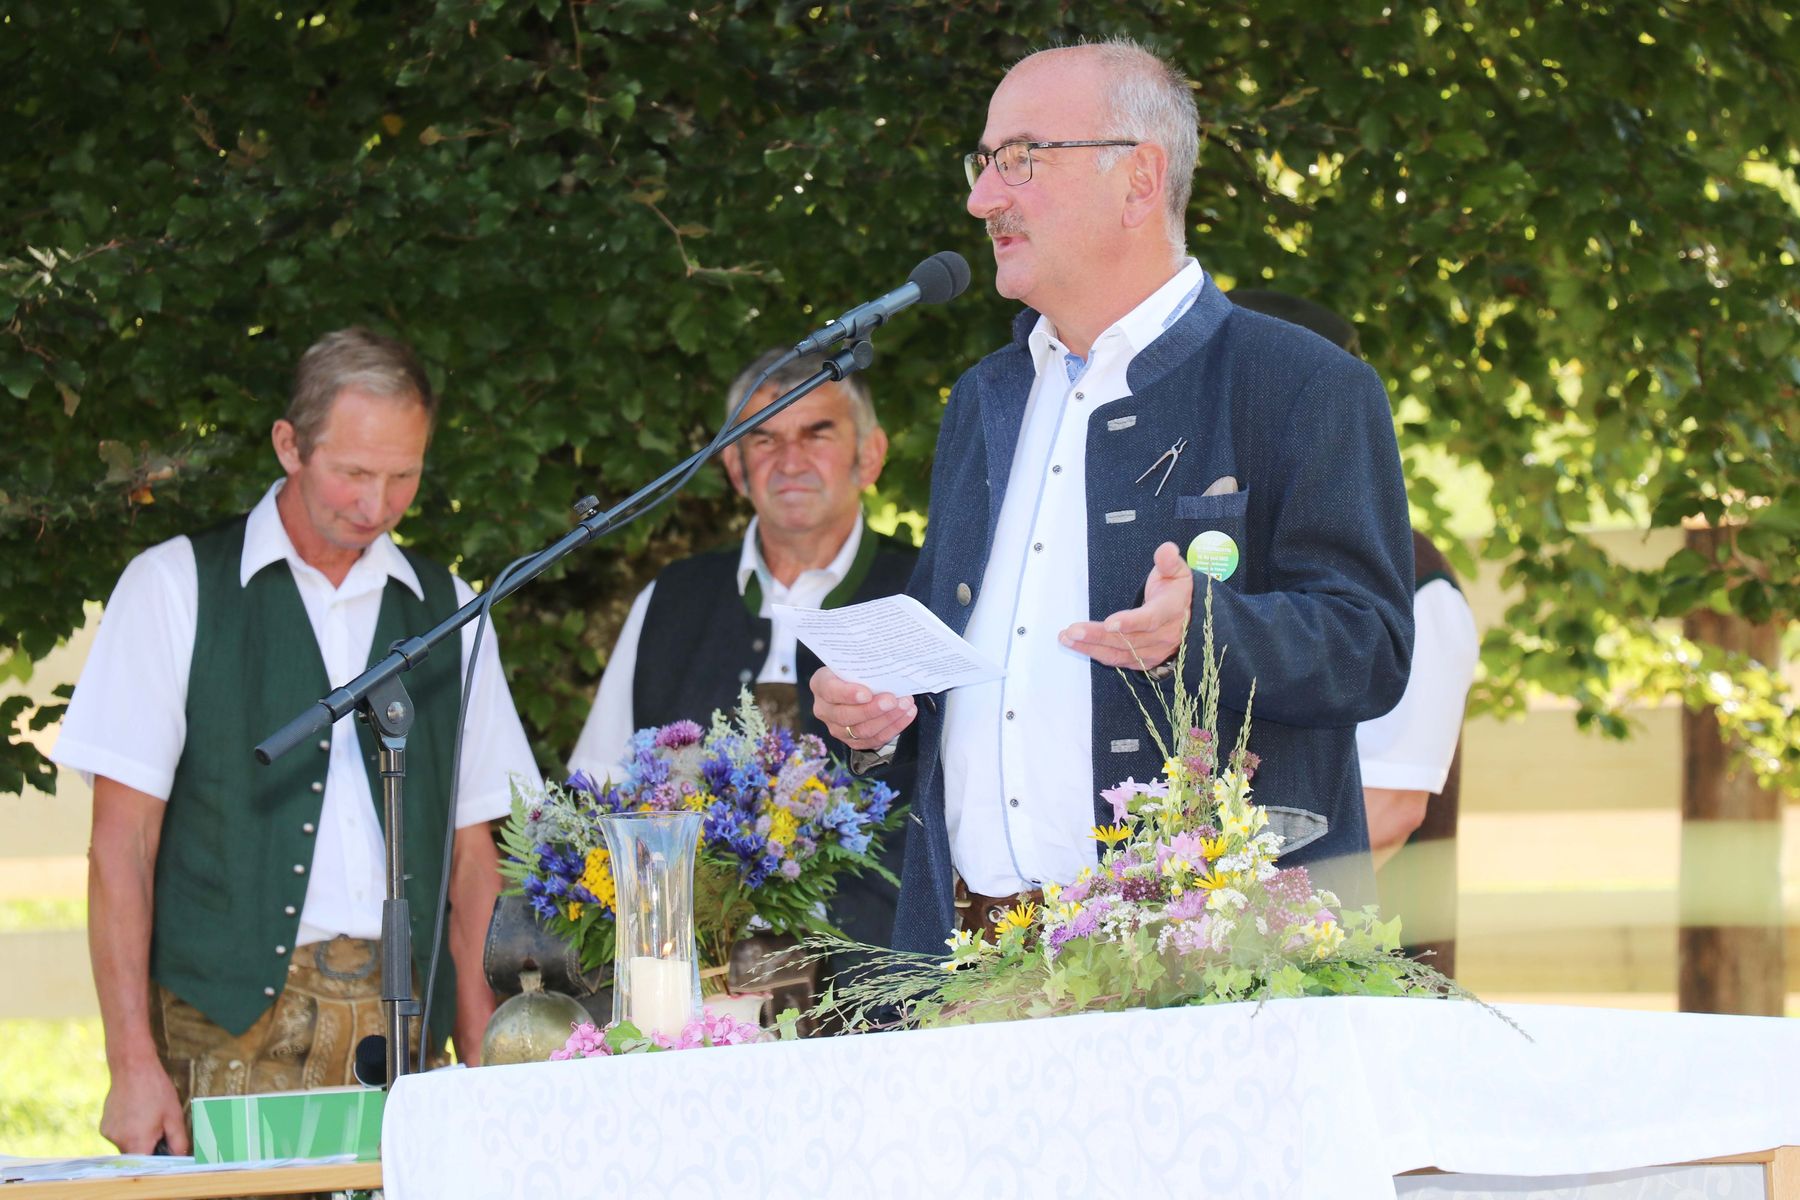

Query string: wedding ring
843 723 858 741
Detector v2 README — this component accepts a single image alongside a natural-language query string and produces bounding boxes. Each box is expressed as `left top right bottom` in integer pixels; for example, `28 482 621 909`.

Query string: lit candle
627 955 693 1038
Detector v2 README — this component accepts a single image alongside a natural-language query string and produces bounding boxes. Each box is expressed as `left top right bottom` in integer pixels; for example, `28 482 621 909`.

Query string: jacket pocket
1173 489 1250 584
1262 805 1329 856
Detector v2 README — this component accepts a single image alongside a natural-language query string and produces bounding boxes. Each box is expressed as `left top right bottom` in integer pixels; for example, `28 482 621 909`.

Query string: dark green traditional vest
152 516 462 1045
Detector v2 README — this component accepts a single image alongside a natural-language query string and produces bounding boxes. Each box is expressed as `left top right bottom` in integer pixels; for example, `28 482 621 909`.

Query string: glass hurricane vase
597 810 704 1040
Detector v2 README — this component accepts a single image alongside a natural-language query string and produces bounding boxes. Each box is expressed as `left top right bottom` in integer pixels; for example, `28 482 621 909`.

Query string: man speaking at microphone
811 39 1415 953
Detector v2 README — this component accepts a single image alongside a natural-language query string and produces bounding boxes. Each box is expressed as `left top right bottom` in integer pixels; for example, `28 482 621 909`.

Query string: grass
0 898 105 1159
0 1018 111 1158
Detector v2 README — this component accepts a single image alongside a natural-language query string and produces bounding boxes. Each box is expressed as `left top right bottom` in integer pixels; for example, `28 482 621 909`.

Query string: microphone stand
255 338 876 1086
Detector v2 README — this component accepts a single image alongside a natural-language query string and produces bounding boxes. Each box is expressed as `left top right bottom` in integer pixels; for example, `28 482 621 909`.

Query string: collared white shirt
569 517 864 778
1357 579 1479 792
51 480 541 945
943 259 1206 894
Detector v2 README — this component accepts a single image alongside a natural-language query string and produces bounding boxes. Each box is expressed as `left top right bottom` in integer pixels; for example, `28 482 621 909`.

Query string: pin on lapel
1134 437 1188 497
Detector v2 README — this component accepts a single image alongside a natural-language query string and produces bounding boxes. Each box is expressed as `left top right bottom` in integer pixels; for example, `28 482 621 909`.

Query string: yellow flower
578 846 618 912
1193 867 1229 892
1092 823 1132 848
1042 880 1063 903
945 928 975 951
564 900 583 920
1199 834 1230 861
993 901 1038 936
799 775 828 795
682 790 713 812
768 807 799 851
1163 757 1185 781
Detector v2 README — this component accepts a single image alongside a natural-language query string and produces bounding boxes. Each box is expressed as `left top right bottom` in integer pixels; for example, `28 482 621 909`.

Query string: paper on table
775 595 1004 695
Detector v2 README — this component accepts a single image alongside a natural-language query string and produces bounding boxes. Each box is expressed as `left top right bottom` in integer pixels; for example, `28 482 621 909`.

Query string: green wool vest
152 516 462 1046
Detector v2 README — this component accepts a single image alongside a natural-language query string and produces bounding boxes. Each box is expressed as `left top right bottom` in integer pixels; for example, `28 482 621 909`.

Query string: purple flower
654 720 705 749
1069 909 1099 938
780 859 802 880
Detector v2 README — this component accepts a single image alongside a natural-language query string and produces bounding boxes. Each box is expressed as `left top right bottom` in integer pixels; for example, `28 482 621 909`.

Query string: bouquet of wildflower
811 587 1463 1030
499 692 902 979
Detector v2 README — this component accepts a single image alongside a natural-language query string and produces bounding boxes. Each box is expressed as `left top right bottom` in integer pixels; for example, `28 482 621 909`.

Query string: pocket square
1201 475 1239 497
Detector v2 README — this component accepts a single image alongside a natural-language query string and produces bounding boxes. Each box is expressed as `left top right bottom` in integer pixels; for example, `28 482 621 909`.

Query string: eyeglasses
963 139 1141 189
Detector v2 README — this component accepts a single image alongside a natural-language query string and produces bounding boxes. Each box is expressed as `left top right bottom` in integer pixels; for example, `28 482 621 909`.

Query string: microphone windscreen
352 1033 388 1088
909 251 971 305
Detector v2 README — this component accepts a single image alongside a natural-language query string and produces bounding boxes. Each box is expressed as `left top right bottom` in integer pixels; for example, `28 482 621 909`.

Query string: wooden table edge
0 1159 382 1199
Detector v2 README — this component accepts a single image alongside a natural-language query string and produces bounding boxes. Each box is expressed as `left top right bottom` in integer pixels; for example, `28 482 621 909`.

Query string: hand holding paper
789 595 1004 752
777 595 1004 696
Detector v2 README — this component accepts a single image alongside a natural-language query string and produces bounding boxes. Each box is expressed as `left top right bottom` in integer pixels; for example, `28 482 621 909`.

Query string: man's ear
856 426 889 489
1120 142 1169 231
721 444 749 498
272 419 305 475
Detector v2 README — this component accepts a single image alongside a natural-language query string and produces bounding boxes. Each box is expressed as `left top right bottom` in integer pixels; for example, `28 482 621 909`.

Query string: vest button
752 638 766 653
310 781 324 794
302 823 316 835
284 906 297 916
317 739 330 752
227 1059 243 1071
956 583 972 605
263 986 276 997
738 669 753 684
293 864 306 875
275 945 287 956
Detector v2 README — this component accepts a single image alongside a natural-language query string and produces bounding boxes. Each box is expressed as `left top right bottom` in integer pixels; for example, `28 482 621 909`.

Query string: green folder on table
189 1086 385 1163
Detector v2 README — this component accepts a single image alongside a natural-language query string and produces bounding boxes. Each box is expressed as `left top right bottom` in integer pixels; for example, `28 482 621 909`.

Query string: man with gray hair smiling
811 39 1416 953
570 346 916 949
53 327 539 1153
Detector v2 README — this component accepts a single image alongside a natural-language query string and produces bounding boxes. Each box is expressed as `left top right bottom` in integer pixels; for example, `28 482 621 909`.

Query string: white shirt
1356 578 1479 792
569 517 864 778
51 480 542 945
943 260 1207 894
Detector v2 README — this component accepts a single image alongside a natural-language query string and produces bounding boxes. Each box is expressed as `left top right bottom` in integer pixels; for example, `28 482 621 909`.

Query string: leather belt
953 876 1044 940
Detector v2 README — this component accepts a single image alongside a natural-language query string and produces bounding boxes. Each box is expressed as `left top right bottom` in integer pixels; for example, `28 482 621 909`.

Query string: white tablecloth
381 998 1800 1199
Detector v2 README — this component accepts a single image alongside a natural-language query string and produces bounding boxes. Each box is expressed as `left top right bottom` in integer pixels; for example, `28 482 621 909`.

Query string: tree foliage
4 0 1796 796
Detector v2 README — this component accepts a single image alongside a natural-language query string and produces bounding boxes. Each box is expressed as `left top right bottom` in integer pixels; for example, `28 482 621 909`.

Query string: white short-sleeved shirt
1356 578 1479 793
51 480 542 945
568 517 864 778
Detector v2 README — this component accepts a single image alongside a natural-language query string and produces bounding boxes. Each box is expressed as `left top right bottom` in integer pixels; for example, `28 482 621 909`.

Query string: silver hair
286 327 435 457
1021 38 1200 253
723 346 878 441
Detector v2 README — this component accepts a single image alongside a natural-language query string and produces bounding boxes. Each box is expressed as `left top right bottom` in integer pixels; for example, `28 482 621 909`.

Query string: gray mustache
986 214 1026 238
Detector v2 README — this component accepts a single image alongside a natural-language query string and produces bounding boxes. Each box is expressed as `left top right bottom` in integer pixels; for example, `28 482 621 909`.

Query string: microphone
793 251 970 355
353 1033 389 1088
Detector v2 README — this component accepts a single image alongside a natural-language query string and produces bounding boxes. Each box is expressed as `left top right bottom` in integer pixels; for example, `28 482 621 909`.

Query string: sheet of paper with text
775 595 1005 695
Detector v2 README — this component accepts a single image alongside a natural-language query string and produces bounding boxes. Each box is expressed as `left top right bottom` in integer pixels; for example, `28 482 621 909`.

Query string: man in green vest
52 328 541 1154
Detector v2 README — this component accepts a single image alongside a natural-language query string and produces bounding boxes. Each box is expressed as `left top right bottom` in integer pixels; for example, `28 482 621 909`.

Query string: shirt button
779 665 790 676
1016 626 1026 636
1033 542 1043 552
1009 797 1020 808
1074 391 1085 401
1051 465 1062 474
1005 710 1015 720
310 781 324 794
263 987 276 997
301 823 316 835
293 864 306 875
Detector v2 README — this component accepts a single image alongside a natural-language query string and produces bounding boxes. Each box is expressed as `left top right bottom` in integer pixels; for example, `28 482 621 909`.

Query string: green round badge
1186 529 1240 581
